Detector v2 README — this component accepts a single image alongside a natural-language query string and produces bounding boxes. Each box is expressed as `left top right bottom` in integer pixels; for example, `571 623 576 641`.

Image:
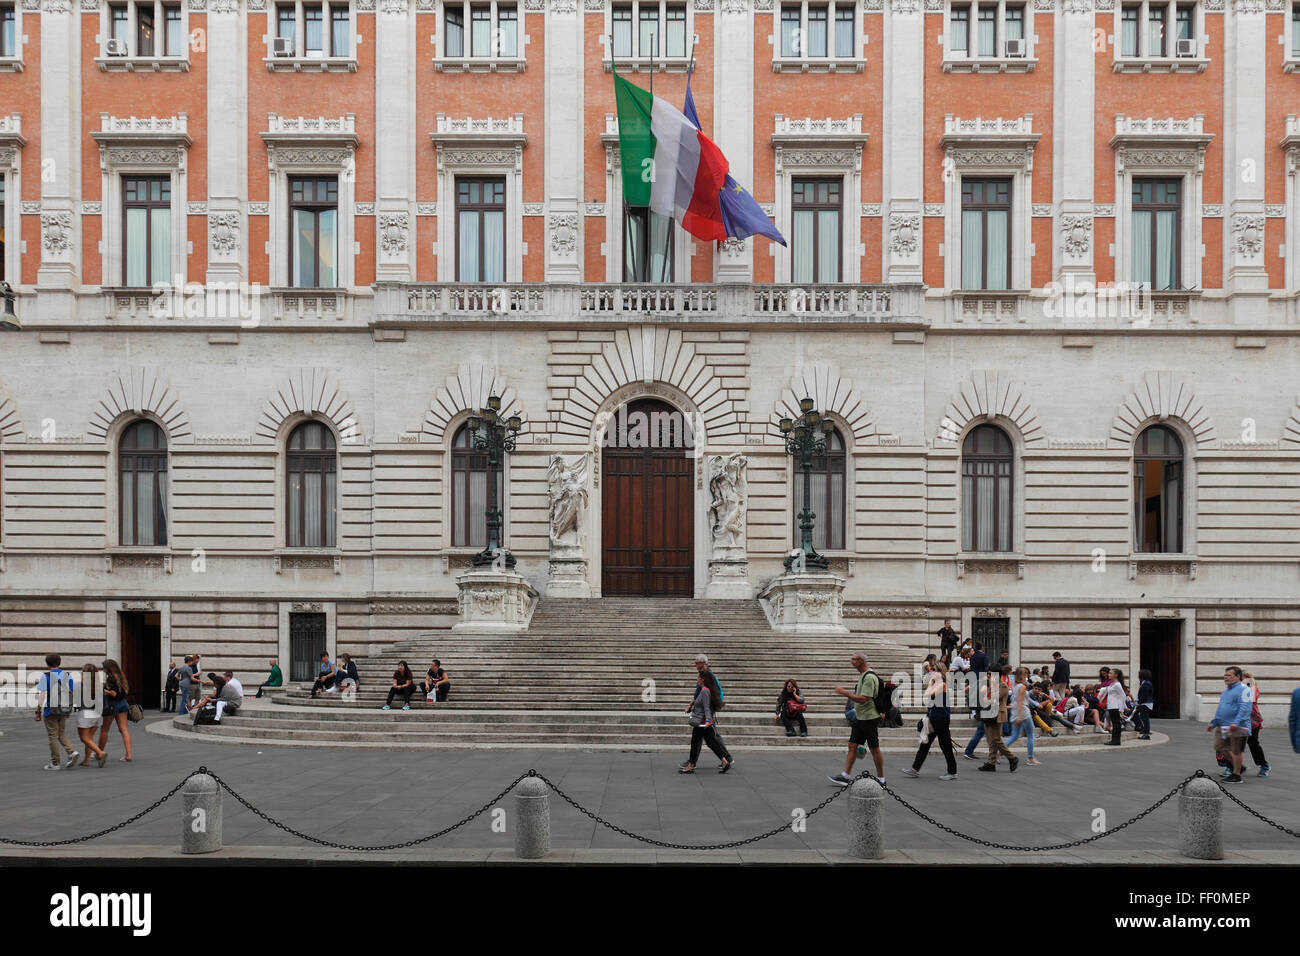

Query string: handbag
127 703 144 723
785 698 806 716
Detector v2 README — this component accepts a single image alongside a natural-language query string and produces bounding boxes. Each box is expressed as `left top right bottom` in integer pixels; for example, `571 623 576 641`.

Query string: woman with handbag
97 658 133 762
773 679 808 737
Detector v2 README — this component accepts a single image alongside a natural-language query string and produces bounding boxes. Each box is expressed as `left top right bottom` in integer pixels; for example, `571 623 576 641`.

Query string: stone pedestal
759 571 848 634
546 557 590 598
705 546 752 599
180 772 222 855
453 569 538 634
1178 776 1224 861
513 776 551 859
847 777 885 860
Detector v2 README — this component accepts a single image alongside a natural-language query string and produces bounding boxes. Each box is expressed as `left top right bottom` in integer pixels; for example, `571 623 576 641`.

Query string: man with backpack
828 652 886 788
689 654 733 769
34 653 80 771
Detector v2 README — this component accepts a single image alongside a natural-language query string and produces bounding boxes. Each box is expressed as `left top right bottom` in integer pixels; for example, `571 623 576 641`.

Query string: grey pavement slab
0 711 1296 862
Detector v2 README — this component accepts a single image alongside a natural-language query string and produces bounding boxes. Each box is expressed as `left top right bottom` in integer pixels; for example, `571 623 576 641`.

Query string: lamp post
465 395 522 569
780 396 835 572
0 282 18 331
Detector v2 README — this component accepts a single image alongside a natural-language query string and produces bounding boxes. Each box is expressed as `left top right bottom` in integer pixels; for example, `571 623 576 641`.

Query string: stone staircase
167 597 1138 751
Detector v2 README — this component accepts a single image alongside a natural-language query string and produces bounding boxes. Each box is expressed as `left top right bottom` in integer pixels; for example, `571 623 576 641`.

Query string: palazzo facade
0 0 1297 721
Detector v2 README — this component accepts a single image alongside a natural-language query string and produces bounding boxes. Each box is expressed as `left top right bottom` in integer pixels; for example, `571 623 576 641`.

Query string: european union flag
683 75 787 247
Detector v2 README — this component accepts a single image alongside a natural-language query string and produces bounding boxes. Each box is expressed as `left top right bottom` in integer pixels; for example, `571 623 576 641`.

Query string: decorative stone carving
378 213 410 255
946 147 1034 170
720 237 746 258
860 203 882 217
210 0 239 12
551 0 577 11
454 569 538 633
104 147 185 168
707 453 747 555
549 213 578 256
109 553 174 573
760 572 848 634
720 0 746 11
81 201 103 215
41 212 73 254
1093 203 1115 217
889 214 920 255
1202 204 1223 218
88 368 192 443
370 601 460 615
1231 214 1264 258
956 559 1025 579
842 605 930 618
937 370 1044 446
1128 560 1197 580
1110 371 1215 448
921 203 943 217
548 453 589 558
209 213 239 256
1060 214 1092 258
249 202 269 216
523 203 545 216
584 202 605 216
380 0 408 11
274 554 341 573
776 148 857 170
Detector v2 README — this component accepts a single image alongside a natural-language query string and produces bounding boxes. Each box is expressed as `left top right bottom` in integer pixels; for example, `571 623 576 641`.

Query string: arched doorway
601 398 694 596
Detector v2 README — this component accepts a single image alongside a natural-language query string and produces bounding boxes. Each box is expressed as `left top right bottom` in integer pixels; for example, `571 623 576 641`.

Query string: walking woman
383 661 416 711
1242 672 1270 777
773 679 807 737
97 659 133 762
902 662 958 779
1003 667 1041 765
680 672 732 774
1101 668 1130 746
76 663 108 767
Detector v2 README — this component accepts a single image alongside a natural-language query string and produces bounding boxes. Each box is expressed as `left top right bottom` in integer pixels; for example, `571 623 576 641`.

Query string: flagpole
649 31 655 101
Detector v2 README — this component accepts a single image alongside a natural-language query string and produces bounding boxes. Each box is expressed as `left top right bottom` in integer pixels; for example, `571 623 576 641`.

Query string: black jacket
970 651 988 673
1052 658 1070 684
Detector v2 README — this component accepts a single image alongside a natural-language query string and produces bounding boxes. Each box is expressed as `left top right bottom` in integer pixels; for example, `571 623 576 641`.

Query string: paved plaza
1 711 1296 863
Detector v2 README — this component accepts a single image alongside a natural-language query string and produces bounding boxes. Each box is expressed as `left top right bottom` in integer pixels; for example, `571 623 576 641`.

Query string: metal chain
1211 777 1300 839
876 768 1208 852
531 769 863 850
205 767 532 852
0 777 190 847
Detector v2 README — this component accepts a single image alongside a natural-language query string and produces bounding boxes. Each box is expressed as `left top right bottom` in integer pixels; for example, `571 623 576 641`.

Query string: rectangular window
791 178 841 283
960 177 1011 291
456 177 506 283
2 4 17 57
781 6 800 56
613 5 633 57
123 176 171 287
1147 4 1165 57
977 5 996 57
331 6 349 55
445 6 464 57
288 176 338 288
1005 4 1023 44
835 6 853 57
623 207 674 282
137 3 155 57
277 4 296 45
1293 2 1300 58
950 7 968 56
665 5 686 57
304 4 324 55
111 4 129 44
498 5 517 56
639 6 657 56
806 5 828 57
1120 5 1138 56
1131 178 1180 291
1174 3 1192 40
164 5 182 56
471 5 491 56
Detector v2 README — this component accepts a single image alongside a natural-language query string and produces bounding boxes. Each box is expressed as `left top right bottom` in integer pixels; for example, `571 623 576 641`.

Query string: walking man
1051 651 1070 697
902 662 958 780
176 655 197 716
978 665 1019 773
34 654 79 771
829 652 885 787
1208 666 1252 783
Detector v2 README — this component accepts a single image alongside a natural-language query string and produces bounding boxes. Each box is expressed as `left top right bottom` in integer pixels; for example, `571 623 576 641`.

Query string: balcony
378 282 925 327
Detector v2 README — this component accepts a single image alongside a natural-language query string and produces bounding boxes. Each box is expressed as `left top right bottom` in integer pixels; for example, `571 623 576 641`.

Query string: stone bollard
847 777 885 860
1178 775 1224 860
181 772 222 855
513 776 551 860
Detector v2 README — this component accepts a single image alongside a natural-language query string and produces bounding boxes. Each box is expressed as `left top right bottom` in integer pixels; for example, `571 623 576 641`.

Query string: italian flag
614 73 730 243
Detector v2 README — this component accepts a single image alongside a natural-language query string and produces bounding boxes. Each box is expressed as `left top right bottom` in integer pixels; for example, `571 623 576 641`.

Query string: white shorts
76 710 101 730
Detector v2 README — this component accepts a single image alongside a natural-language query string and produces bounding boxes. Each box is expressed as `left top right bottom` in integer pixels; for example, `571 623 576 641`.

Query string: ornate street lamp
0 282 18 332
465 395 522 569
780 396 836 572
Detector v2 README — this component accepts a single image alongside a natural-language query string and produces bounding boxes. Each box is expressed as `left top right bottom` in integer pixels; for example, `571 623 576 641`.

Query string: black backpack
864 670 902 727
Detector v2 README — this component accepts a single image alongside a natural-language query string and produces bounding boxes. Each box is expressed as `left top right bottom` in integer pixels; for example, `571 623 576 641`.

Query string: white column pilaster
882 0 923 282
375 0 417 282
206 3 248 285
1053 2 1096 286
1222 0 1269 296
544 2 583 282
713 2 752 282
37 2 80 291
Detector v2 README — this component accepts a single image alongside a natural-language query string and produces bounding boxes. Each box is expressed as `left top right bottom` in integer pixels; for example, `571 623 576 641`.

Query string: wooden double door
601 399 694 596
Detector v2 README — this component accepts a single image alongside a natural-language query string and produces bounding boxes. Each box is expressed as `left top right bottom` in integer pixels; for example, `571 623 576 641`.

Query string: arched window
119 420 168 546
962 424 1013 552
286 421 337 548
1134 424 1183 553
450 423 501 548
793 425 846 551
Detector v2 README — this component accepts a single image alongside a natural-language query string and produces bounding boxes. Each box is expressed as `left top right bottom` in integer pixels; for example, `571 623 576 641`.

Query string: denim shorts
105 699 130 717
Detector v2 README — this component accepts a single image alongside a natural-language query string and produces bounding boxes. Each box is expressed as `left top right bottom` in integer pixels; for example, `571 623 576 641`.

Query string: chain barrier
2 765 1297 851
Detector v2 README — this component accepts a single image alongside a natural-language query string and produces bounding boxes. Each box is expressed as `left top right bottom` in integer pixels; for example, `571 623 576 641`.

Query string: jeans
1108 708 1123 745
1134 705 1151 735
963 720 986 756
913 713 957 775
780 712 808 734
178 688 191 715
688 724 731 765
1005 717 1035 758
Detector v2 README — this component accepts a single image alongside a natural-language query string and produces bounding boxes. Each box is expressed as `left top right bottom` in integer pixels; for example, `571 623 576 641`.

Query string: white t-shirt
1102 682 1128 710
225 677 244 698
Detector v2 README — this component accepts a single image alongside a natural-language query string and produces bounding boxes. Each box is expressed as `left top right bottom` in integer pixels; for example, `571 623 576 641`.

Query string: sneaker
1221 767 1232 777
785 730 797 737
799 731 807 738
961 752 977 760
1224 773 1242 783
96 754 107 768
827 773 853 787
901 768 920 778
977 763 996 773
43 762 62 771
1139 734 1151 740
874 777 887 787
939 773 958 781
402 704 410 711
1258 765 1270 778
1008 756 1020 773
381 705 391 711
64 751 80 768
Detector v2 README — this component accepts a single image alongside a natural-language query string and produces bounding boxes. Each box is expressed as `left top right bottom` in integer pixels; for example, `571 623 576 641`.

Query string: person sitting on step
336 653 360 698
310 652 337 698
773 679 807 737
383 661 416 711
424 659 451 702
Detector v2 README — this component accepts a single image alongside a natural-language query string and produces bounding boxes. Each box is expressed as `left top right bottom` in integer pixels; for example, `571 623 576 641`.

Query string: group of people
379 659 451 710
33 654 134 769
161 654 257 725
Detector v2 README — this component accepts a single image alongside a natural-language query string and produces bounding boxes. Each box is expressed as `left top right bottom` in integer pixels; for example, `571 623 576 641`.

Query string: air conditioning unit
1175 37 1196 57
272 36 294 56
104 38 129 56
1004 38 1026 58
